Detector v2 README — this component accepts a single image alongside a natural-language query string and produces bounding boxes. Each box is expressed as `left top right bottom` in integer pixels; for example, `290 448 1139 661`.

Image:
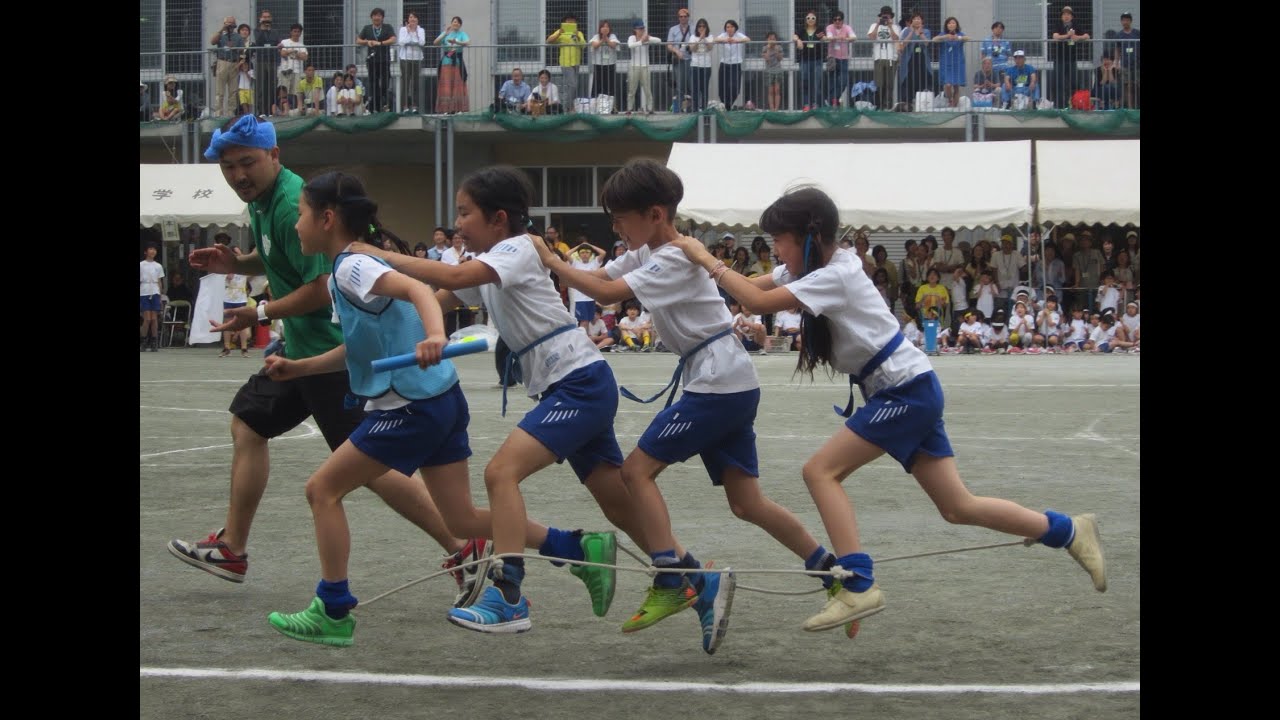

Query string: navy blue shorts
845 371 954 473
348 383 472 476
638 389 760 485
140 294 162 312
574 301 596 323
517 360 624 482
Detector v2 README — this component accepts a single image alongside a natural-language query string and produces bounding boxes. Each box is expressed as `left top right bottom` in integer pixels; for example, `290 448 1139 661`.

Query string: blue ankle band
539 527 583 566
489 559 525 585
316 579 358 618
1039 510 1075 549
651 550 682 589
806 545 836 588
834 552 875 592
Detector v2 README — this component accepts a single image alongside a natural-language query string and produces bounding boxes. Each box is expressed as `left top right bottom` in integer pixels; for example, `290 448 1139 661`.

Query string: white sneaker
1067 514 1107 592
802 585 885 631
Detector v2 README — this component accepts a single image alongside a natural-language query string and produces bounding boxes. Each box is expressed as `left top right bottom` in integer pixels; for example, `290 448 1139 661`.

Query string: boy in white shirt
569 244 604 329
1086 314 1118 353
1095 272 1120 316
583 305 615 351
775 306 802 350
729 299 768 355
536 159 830 653
139 243 166 351
1063 307 1089 352
956 310 983 354
1034 296 1063 353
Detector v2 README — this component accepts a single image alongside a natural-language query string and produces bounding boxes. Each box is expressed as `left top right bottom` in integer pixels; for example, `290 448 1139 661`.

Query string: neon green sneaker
569 531 617 617
267 597 355 647
621 579 698 633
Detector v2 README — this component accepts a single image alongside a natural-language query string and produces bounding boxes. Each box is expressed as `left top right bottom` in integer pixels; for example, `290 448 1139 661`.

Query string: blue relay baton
372 338 490 373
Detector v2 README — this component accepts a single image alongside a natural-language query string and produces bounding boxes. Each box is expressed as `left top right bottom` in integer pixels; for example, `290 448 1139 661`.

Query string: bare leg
620 447 679 556
220 416 272 556
801 426 886 556
305 441 392 580
484 429 558 560
366 469 464 554
583 462 649 552
420 458 553 548
912 454 1049 538
721 466 820 560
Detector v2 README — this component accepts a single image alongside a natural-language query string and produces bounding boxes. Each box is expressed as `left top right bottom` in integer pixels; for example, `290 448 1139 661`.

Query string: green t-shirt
248 167 343 359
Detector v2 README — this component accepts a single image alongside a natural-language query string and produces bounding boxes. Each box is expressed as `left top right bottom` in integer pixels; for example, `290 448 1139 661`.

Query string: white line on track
139 422 318 458
139 667 1139 695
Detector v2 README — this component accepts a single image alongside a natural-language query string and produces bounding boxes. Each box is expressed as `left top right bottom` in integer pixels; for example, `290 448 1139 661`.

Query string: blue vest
330 252 458 401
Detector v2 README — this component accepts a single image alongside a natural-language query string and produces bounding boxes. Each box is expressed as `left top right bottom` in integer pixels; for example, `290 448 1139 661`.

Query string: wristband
257 301 269 321
707 260 726 279
711 265 730 285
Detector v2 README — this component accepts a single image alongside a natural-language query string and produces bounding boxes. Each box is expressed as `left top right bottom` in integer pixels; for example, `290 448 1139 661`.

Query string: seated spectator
325 72 345 115
1001 51 1039 109
972 57 1001 106
139 82 152 121
271 84 296 116
337 74 360 116
1093 54 1123 110
1116 300 1140 347
496 68 532 114
774 307 802 350
729 299 768 356
296 64 325 115
617 302 652 351
529 69 562 114
157 76 184 121
584 305 615 351
985 309 1010 353
1063 307 1089 352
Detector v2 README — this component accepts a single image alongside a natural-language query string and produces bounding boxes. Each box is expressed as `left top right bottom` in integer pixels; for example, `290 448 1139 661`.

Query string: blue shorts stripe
348 384 472 476
844 371 953 473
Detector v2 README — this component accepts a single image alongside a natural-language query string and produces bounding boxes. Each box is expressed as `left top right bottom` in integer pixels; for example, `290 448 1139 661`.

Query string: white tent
1036 140 1140 227
139 163 249 228
667 141 1032 232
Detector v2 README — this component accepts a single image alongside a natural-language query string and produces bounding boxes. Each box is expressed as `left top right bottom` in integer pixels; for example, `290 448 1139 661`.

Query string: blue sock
490 558 525 604
805 545 837 589
679 551 704 593
834 553 875 593
650 549 682 589
316 579 358 620
1039 510 1076 549
539 527 583 567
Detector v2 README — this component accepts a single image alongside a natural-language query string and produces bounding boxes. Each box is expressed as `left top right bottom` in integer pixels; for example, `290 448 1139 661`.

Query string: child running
670 186 1106 634
264 171 621 643
535 159 838 651
354 166 648 635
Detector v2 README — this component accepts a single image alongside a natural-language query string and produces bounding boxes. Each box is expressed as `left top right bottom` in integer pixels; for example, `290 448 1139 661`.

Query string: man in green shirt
169 116 488 608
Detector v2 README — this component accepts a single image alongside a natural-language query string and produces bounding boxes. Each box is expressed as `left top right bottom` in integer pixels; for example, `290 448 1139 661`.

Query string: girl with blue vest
671 186 1107 635
263 172 611 645
353 166 647 635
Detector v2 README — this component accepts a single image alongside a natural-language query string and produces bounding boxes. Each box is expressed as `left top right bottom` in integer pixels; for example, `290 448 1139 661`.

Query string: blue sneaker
446 586 532 634
691 562 735 655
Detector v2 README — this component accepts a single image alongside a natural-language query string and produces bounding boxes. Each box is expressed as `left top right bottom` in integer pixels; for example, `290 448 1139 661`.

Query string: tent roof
139 164 249 228
668 141 1032 232
1036 140 1140 227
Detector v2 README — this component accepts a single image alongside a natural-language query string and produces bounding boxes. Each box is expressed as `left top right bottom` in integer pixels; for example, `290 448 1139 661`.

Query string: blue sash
502 324 578 416
834 332 905 418
619 328 732 409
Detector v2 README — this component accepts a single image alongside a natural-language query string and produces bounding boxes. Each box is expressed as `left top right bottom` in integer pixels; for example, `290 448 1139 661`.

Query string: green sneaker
267 597 355 647
569 531 617 617
620 579 698 633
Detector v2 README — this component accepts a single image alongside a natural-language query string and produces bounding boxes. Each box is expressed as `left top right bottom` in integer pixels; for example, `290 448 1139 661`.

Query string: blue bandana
204 115 277 160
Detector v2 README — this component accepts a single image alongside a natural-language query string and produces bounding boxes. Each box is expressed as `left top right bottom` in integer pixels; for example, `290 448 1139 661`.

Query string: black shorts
228 369 363 451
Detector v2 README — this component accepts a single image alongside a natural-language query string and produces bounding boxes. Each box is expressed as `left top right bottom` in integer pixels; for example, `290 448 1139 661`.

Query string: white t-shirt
532 81 559 105
617 315 646 338
279 38 307 75
606 243 758 394
590 33 619 65
987 325 1009 344
627 35 661 67
568 257 600 304
773 248 932 398
775 309 802 331
1089 325 1117 344
140 259 165 296
440 246 473 266
1096 286 1120 314
1037 310 1061 335
869 22 899 61
1067 318 1088 342
326 85 340 114
397 26 426 61
329 251 411 411
716 32 749 64
224 273 249 303
338 87 357 112
950 276 969 311
932 246 964 270
1007 311 1034 336
958 320 981 337
584 318 608 338
1121 312 1140 334
690 36 714 67
732 312 762 335
902 321 922 347
975 282 997 317
238 68 255 91
452 234 600 397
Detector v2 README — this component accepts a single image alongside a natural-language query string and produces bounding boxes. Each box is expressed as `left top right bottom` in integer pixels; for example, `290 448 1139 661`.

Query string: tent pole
445 118 454 227
434 118 442 228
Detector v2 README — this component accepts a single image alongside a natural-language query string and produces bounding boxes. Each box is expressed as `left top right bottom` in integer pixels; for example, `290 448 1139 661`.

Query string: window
598 0 643 49
547 0 592 64
993 0 1042 56
495 0 543 64
255 1 300 29
301 0 345 72
140 0 162 71
850 0 890 58
547 167 596 208
1048 0 1094 60
520 167 546 208
745 0 791 52
406 1 445 66
164 0 204 75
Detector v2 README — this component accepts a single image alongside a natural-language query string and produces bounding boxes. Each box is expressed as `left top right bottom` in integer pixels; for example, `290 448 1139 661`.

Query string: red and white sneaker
442 538 493 608
168 528 247 583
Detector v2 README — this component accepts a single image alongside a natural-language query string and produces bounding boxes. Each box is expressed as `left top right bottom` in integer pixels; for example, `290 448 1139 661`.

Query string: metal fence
140 36 1139 121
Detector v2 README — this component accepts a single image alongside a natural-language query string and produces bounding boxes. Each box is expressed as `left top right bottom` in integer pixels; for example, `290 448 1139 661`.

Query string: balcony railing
140 37 1139 122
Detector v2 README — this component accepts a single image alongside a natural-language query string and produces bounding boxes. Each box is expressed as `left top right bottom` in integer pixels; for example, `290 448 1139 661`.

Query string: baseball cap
1125 230 1138 239
1062 6 1074 14
633 19 645 28
1120 12 1133 19
613 239 627 248
722 232 736 240
1013 50 1026 57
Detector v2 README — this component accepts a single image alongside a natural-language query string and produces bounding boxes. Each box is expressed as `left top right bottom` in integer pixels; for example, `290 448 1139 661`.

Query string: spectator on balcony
688 19 713 111
1115 12 1140 109
933 17 966 108
547 14 587 105
337 74 359 116
715 19 750 109
211 15 245 117
627 20 661 114
666 8 694 113
157 76 184 121
589 20 621 111
823 11 854 108
529 69 563 115
434 16 470 114
762 32 786 110
344 64 367 109
251 10 283 117
972 57 1000 106
297 64 324 116
398 12 426 114
982 21 1012 75
898 12 933 110
324 71 344 115
1049 6 1089 108
496 67 532 114
140 82 152 121
1093 54 1122 110
235 43 256 115
794 11 825 111
1001 50 1038 109
358 8 395 113
868 7 900 110
271 85 296 117
278 23 307 107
